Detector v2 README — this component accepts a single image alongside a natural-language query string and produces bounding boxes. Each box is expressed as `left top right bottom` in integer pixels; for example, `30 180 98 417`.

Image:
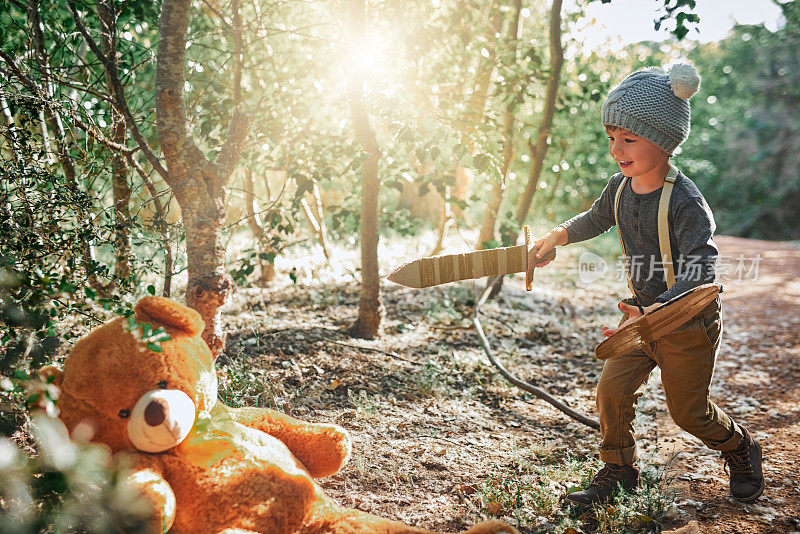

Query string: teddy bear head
50 297 218 454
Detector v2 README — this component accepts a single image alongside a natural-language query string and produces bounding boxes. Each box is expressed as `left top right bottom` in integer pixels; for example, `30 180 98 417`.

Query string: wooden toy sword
387 226 556 291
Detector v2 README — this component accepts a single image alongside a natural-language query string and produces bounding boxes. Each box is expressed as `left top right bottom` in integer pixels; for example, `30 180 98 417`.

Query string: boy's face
606 127 669 178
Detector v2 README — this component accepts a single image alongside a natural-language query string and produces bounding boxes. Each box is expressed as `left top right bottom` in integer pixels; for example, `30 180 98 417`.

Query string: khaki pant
597 297 743 465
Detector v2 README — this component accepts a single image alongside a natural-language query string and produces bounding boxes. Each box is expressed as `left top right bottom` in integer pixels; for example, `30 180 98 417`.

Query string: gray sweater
560 171 718 306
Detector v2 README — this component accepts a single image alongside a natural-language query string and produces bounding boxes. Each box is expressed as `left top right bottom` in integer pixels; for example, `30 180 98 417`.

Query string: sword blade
387 244 528 289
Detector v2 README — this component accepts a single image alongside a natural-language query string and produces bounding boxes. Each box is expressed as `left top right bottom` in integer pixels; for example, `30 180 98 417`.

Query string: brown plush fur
50 297 515 534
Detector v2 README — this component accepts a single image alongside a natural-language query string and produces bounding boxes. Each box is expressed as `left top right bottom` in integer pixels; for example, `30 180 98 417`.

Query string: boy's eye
624 138 636 143
607 136 614 141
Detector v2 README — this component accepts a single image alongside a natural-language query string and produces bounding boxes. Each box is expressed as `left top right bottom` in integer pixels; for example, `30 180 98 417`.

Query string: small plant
217 354 285 411
123 316 172 354
477 450 675 532
414 359 447 398
0 412 155 533
347 389 381 419
588 462 676 534
310 287 344 308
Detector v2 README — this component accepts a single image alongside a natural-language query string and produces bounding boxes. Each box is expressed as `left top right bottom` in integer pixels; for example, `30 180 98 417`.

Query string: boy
531 64 764 505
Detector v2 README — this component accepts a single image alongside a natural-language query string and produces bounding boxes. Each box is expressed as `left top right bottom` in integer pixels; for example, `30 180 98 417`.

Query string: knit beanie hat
601 63 701 155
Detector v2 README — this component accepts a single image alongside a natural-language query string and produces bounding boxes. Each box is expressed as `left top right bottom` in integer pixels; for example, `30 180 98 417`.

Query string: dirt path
657 236 800 533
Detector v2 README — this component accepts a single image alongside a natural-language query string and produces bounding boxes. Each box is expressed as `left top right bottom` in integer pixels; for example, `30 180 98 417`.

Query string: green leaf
146 342 163 353
151 331 172 343
147 284 156 295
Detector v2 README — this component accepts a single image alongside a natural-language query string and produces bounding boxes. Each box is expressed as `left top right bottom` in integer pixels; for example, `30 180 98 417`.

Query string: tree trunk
28 0 108 294
347 0 383 339
157 0 251 355
30 0 135 296
97 0 132 286
478 0 523 250
432 3 503 254
487 0 563 299
135 167 174 297
302 181 331 260
243 167 276 286
1 96 22 159
512 0 563 233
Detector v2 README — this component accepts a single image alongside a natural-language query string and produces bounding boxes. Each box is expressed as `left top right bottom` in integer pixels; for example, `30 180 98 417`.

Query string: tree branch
67 0 169 180
0 51 136 154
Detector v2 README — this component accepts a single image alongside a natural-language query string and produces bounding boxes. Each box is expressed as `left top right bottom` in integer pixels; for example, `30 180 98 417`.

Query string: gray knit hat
601 63 701 155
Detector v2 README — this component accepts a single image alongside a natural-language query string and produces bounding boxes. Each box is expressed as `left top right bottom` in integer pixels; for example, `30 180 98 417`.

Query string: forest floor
210 231 799 533
4 227 790 531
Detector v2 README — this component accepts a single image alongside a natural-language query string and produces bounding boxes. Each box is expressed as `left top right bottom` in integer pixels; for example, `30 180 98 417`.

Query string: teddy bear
43 296 516 534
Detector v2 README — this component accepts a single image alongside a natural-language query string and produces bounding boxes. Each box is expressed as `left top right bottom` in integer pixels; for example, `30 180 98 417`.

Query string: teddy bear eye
157 380 167 389
119 409 130 419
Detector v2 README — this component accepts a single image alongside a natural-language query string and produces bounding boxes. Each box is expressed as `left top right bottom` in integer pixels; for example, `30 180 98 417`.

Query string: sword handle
524 225 556 291
525 226 533 291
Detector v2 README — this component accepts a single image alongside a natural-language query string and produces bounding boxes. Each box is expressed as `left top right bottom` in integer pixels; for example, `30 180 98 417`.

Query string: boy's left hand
601 301 664 337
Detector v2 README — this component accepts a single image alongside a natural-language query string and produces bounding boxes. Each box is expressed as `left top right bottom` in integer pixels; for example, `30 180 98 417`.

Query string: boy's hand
601 301 664 337
529 226 568 268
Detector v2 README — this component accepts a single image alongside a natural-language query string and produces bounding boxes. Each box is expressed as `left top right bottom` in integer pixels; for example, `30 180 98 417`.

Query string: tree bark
28 0 114 296
512 0 563 233
431 3 503 255
347 0 383 339
1 96 22 160
157 0 252 355
485 0 562 299
302 182 331 260
243 167 275 286
97 0 132 285
478 0 523 250
129 156 174 297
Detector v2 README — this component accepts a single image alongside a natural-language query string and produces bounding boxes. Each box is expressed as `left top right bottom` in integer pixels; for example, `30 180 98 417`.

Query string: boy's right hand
529 226 568 268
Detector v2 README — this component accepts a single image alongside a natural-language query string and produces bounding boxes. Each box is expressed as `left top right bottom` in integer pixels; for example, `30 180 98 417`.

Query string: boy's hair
602 63 701 155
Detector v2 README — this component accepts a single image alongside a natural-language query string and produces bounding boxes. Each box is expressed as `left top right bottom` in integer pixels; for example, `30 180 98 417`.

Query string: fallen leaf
487 501 506 516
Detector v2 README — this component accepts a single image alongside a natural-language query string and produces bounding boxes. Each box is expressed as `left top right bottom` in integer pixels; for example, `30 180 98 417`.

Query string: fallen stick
473 275 600 431
327 340 423 366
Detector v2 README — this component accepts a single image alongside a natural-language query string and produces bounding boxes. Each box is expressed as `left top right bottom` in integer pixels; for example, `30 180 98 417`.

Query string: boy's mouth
618 160 633 167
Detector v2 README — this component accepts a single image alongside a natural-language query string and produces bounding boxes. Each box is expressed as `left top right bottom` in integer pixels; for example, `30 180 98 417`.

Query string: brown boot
564 463 640 506
721 426 764 502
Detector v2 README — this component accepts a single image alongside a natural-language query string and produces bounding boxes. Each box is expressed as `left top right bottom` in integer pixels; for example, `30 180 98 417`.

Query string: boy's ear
37 365 64 387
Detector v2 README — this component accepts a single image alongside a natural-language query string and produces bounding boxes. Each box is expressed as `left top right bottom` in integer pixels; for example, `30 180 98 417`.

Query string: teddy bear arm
125 458 176 534
231 406 351 478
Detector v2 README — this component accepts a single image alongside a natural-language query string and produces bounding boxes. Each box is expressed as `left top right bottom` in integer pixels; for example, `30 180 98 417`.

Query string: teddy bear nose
144 398 168 426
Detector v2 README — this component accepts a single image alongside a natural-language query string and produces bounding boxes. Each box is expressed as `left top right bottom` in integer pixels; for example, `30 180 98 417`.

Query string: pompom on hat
601 62 701 155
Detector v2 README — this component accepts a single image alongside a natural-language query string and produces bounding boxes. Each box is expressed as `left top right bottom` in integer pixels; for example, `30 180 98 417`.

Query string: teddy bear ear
134 297 205 337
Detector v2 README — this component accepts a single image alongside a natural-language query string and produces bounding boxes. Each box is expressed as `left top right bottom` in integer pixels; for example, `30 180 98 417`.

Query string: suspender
613 165 678 299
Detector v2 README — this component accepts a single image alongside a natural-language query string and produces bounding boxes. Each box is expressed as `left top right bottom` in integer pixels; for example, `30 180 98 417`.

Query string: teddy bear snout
144 398 168 427
128 389 196 453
